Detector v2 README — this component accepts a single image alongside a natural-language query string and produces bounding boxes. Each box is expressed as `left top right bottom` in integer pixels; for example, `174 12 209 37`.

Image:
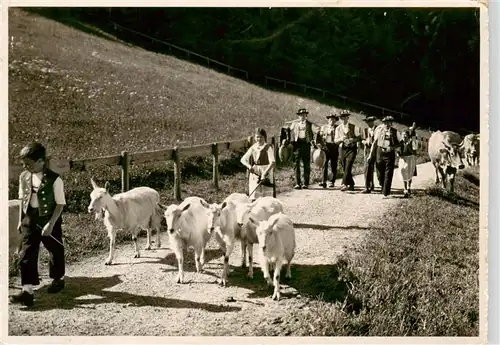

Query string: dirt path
8 162 437 336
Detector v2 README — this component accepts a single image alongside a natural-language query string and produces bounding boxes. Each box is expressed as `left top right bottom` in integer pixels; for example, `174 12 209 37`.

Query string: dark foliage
28 7 480 133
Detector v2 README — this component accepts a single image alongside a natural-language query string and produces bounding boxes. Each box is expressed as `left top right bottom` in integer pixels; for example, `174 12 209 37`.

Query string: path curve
8 162 437 336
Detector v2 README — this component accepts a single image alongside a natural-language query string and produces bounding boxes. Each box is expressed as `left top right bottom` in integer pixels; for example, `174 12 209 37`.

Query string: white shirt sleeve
18 175 23 199
334 126 343 144
53 177 66 205
267 145 275 164
240 146 253 168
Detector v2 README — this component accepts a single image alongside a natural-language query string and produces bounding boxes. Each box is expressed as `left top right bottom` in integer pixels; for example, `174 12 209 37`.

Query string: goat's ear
104 181 110 192
200 199 209 208
90 178 98 189
181 203 191 212
221 201 227 210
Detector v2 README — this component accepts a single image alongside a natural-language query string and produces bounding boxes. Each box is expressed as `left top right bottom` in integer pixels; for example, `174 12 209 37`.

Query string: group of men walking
282 107 418 197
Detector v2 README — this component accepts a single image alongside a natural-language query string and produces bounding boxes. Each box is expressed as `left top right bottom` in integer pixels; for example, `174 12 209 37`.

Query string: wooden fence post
121 151 130 192
173 147 181 201
212 143 219 190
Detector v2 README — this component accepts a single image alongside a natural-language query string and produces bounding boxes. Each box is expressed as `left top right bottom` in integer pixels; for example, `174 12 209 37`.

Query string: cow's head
439 142 465 171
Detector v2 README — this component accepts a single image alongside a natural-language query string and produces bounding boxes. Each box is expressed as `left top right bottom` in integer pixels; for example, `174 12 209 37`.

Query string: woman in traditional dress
240 128 276 201
398 129 419 197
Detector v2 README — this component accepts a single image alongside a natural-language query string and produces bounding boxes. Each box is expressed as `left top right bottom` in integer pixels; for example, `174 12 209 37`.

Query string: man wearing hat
315 113 340 188
368 115 400 197
334 110 361 191
286 108 315 189
361 116 377 193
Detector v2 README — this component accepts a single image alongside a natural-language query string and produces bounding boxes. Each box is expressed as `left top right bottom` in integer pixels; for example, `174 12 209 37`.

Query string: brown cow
428 130 465 193
460 133 480 166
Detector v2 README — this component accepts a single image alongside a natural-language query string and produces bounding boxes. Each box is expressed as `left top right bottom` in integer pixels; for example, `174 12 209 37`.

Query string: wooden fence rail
8 132 430 202
8 135 275 201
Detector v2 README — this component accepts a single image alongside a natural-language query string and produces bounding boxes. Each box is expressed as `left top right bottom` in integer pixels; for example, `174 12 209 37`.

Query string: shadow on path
11 275 241 313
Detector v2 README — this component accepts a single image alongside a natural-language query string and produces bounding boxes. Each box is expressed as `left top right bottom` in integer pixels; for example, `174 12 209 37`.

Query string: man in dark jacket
369 116 400 197
316 113 339 188
286 108 315 189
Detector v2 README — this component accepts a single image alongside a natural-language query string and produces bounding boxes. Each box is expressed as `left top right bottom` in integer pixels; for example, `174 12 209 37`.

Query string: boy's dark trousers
364 146 375 190
376 148 396 196
339 145 357 187
293 139 311 186
323 143 339 184
19 206 65 286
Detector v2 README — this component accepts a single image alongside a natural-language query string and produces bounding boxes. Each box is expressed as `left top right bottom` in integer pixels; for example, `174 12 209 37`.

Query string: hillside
28 7 480 132
8 8 428 166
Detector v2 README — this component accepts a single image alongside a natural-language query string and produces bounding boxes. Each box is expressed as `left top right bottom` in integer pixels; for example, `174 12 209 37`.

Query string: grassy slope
8 8 430 275
256 166 479 336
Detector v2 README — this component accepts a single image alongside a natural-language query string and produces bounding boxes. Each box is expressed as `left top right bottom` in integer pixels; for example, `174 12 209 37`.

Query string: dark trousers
376 149 396 196
19 206 65 285
364 150 376 190
293 139 311 186
340 145 357 187
323 143 339 184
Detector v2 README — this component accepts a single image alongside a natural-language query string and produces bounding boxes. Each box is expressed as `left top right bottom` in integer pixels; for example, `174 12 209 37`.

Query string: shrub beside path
8 162 437 336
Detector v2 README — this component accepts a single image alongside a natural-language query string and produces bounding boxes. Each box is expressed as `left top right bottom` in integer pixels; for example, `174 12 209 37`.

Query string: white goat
249 212 296 301
87 179 163 265
233 196 284 279
203 192 251 286
163 196 212 284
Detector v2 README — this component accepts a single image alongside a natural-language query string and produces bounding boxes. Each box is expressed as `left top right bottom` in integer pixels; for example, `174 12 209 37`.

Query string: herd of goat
87 179 295 301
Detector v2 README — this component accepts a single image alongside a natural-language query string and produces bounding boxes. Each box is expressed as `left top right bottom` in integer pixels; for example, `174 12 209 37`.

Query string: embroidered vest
341 123 357 147
320 125 336 144
363 127 375 147
291 120 313 143
19 169 59 217
249 144 271 166
400 140 416 156
377 127 398 149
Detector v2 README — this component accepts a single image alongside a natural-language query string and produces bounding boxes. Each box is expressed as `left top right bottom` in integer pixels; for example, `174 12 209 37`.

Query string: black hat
326 113 338 120
297 108 309 115
364 116 376 122
382 115 395 122
339 110 350 118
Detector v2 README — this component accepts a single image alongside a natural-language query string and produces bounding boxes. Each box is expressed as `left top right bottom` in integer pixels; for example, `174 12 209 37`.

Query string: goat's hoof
104 260 112 265
241 263 246 268
247 272 254 279
219 279 228 287
176 277 183 284
272 293 280 301
134 253 140 258
144 246 152 251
